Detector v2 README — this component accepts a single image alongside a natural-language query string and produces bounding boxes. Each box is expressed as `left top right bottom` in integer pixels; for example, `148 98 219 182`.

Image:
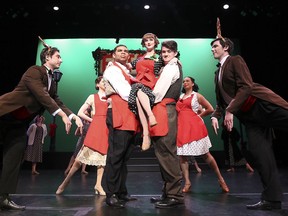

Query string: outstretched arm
57 111 83 134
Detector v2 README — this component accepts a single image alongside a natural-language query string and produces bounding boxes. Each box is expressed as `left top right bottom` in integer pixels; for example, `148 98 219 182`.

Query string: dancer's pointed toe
55 187 64 195
218 179 229 193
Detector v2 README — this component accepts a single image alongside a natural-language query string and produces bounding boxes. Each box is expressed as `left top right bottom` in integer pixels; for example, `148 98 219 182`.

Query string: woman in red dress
56 76 108 195
176 76 229 193
127 33 163 151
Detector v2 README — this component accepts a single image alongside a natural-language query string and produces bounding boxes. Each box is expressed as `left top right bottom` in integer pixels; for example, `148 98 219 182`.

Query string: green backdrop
36 38 239 152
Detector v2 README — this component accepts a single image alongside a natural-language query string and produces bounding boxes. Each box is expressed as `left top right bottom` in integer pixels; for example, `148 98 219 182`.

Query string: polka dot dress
128 83 155 115
128 55 162 115
176 92 212 156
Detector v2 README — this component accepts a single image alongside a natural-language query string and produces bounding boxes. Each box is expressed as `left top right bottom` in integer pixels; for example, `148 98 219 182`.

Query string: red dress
176 93 212 156
83 94 108 155
128 58 158 115
134 58 158 89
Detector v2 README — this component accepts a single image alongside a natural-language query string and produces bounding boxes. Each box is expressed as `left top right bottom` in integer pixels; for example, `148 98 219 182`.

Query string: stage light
144 5 150 10
223 4 229 10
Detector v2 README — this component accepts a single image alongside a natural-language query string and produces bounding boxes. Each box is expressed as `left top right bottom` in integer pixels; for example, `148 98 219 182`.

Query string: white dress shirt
218 55 230 81
153 58 180 103
43 66 73 118
103 61 133 101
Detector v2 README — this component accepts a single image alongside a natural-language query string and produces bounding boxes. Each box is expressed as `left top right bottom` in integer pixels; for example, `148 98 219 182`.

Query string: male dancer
102 44 139 208
0 38 83 210
210 20 288 210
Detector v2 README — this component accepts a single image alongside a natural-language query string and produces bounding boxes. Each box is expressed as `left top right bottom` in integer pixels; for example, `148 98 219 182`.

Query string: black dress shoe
106 194 125 208
150 196 165 203
118 194 137 202
246 200 281 210
155 198 184 209
0 198 26 211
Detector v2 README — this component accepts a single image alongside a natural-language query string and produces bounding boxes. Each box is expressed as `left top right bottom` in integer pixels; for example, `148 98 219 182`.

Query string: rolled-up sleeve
153 62 180 103
103 62 132 101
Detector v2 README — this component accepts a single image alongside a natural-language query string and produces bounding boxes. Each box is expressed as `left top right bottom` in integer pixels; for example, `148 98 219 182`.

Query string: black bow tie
216 63 221 67
48 70 53 75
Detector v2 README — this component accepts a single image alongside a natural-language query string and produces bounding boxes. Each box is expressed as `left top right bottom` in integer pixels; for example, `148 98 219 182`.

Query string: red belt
10 107 32 120
241 96 256 112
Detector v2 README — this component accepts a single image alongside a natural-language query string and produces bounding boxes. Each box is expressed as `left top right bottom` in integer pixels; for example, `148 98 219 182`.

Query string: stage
3 165 288 216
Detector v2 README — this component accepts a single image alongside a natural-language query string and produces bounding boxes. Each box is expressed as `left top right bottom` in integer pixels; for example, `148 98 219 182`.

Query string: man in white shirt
102 45 139 208
149 40 184 208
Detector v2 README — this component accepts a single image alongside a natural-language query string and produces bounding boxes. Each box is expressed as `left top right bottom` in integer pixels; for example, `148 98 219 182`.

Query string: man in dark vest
149 40 184 208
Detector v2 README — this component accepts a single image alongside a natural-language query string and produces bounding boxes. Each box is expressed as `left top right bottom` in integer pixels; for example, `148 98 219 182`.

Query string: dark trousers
237 99 288 202
0 117 28 195
102 109 135 198
152 105 183 201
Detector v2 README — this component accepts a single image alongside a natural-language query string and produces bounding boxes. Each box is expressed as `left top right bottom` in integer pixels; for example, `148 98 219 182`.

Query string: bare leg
56 160 81 194
136 98 151 151
81 164 88 175
179 156 191 193
246 163 254 172
94 166 106 195
202 152 229 193
137 90 157 127
193 160 202 173
64 155 75 176
32 162 39 175
191 156 202 173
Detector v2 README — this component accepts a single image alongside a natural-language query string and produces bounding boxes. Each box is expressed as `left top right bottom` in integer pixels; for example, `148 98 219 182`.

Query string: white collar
219 55 230 66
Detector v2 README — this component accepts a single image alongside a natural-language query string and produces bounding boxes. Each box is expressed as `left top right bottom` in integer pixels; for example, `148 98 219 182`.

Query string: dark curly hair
182 76 199 93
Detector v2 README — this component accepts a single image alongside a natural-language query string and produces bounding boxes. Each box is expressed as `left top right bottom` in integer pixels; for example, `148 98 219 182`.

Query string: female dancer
176 76 229 193
128 33 163 151
56 76 108 195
